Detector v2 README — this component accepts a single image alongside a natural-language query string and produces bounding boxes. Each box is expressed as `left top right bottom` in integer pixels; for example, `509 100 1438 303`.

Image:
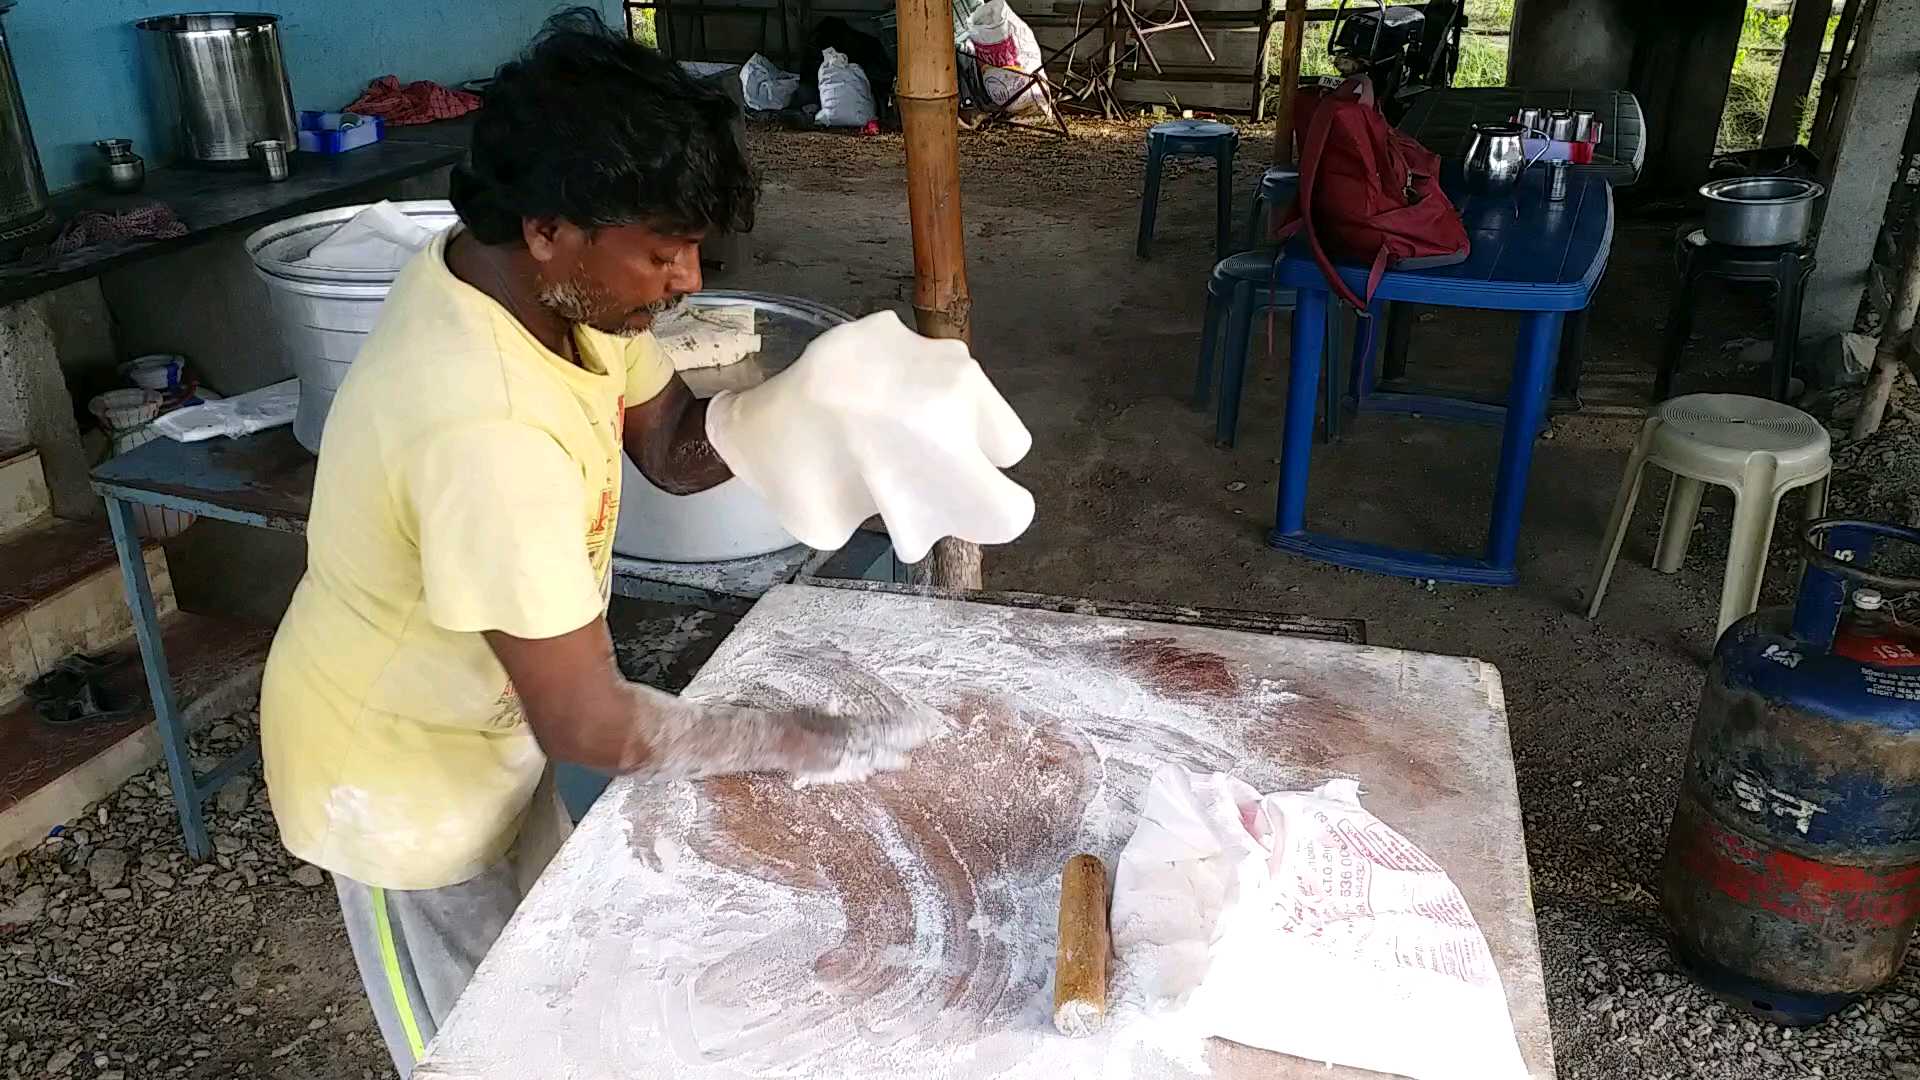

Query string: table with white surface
415 581 1553 1079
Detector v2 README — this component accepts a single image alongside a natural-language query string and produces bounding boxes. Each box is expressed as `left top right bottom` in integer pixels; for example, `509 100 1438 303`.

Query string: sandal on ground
23 660 140 727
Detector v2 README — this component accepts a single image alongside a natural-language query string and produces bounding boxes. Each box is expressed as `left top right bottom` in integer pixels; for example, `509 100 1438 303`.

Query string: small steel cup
251 138 289 182
1573 110 1597 142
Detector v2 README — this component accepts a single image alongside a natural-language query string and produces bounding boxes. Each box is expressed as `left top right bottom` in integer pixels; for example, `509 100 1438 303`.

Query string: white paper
301 201 437 271
1111 764 1529 1080
152 379 299 442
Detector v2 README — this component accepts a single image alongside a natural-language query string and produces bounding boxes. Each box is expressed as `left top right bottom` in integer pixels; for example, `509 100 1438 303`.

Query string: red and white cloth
345 76 481 126
53 204 188 256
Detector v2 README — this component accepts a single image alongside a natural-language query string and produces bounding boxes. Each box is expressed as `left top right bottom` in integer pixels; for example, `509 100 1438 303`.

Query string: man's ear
522 217 584 266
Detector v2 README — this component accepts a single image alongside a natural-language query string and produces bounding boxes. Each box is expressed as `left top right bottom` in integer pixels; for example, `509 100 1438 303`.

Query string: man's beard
537 274 683 338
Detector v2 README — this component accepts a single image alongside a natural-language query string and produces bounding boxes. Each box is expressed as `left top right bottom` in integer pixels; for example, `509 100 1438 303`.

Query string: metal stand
103 497 256 860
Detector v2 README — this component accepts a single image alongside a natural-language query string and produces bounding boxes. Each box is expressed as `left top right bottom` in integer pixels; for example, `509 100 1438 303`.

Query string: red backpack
1275 77 1469 311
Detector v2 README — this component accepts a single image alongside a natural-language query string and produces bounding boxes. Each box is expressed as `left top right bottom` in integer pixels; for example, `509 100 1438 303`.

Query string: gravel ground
0 715 390 1079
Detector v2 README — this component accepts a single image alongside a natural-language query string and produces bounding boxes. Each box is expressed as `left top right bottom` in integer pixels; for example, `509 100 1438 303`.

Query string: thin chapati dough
705 310 1034 563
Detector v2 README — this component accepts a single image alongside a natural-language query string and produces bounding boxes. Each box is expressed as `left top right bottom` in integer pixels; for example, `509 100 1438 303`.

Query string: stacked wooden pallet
1011 0 1268 113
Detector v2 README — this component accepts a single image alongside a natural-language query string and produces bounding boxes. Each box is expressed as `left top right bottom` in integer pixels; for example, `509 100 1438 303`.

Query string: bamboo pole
1271 0 1309 165
895 0 983 590
1764 0 1834 147
1812 0 1869 162
1855 196 1920 439
1816 0 1880 198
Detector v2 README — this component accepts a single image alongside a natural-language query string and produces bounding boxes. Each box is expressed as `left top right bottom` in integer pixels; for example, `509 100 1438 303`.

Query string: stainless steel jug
137 12 297 166
0 3 52 257
1461 122 1527 197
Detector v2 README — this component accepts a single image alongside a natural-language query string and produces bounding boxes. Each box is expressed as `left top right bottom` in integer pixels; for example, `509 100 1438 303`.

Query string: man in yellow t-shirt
259 14 932 1077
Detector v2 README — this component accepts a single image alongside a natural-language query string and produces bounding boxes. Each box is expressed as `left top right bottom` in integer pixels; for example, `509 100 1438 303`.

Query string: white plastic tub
244 200 459 452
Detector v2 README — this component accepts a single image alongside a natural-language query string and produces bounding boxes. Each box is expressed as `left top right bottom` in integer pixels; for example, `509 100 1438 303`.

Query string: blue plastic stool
1137 120 1238 261
1194 249 1344 448
1245 166 1300 247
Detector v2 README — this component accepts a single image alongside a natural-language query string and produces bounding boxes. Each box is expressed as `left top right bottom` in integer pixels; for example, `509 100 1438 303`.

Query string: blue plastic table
1268 170 1615 586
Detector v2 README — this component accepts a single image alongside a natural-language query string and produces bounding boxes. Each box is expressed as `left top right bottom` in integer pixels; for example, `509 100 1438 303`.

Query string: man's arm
484 617 940 781
624 375 732 495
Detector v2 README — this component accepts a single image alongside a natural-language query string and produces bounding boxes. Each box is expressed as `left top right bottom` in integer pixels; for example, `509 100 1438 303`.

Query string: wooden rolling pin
1052 853 1111 1037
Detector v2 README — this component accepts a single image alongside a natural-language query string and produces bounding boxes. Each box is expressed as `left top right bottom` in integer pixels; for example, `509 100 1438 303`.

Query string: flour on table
416 587 1514 1080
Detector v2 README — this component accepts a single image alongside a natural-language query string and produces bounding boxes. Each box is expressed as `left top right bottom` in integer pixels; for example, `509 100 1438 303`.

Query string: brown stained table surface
418 582 1554 1080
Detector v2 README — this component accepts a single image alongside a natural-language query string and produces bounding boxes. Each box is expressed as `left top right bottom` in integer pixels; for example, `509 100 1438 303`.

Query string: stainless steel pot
1700 176 1825 247
94 139 145 194
137 12 297 167
1462 122 1528 197
0 3 52 257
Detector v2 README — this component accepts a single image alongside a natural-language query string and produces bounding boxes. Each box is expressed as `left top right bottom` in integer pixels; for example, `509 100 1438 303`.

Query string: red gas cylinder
1661 520 1920 1025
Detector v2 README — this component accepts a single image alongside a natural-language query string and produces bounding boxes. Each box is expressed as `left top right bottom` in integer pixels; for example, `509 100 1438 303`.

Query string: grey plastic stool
1245 166 1300 247
1587 393 1832 638
1137 120 1238 262
1195 249 1345 447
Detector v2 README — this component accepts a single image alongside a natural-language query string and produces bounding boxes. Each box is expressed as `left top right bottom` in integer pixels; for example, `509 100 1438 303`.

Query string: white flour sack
1110 765 1528 1080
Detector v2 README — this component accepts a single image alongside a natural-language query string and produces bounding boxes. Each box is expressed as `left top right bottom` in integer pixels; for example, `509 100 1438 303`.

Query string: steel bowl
1700 176 1825 247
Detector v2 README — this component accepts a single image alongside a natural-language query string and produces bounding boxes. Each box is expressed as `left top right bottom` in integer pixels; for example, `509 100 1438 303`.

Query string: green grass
1716 3 1843 152
629 6 658 49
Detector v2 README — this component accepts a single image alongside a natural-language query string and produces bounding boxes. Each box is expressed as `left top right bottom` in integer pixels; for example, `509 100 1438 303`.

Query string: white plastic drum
244 200 459 453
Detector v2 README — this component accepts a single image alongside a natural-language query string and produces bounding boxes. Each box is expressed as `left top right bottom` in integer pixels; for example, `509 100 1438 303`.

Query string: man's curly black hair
450 7 756 245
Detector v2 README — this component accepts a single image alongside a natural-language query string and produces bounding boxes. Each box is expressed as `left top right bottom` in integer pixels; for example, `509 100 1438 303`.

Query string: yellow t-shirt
261 229 673 890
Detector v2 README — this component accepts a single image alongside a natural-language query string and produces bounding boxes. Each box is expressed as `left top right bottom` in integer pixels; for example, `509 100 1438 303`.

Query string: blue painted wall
7 1 622 191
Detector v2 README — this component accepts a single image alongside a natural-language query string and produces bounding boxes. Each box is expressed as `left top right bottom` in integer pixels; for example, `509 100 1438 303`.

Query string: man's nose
670 247 703 295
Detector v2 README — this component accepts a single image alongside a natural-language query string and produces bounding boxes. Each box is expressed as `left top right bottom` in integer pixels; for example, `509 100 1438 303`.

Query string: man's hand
483 618 943 782
624 375 732 495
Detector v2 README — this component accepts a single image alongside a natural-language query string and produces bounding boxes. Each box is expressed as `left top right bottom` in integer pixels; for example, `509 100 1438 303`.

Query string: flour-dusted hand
628 689 946 785
704 310 1036 563
786 701 950 787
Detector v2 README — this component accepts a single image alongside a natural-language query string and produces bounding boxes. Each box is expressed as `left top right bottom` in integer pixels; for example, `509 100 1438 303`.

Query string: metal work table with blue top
1266 168 1614 587
87 427 895 858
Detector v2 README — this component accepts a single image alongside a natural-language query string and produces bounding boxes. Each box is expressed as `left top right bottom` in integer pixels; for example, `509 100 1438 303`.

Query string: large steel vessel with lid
0 3 51 257
137 12 297 166
1662 519 1920 1025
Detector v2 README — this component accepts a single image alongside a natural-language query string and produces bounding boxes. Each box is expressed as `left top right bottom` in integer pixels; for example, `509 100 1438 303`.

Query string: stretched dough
705 310 1034 563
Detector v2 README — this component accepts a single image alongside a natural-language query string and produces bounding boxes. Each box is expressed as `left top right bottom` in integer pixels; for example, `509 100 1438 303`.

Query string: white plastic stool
1588 393 1831 637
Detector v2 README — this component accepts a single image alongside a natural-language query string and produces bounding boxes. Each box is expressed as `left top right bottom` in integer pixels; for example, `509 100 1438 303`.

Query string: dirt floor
4 120 1919 1078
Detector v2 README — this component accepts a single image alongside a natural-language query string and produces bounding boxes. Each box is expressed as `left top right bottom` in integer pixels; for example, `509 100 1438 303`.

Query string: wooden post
895 0 984 590
1270 0 1308 165
1811 0 1868 159
1855 197 1920 438
1817 0 1879 181
1766 0 1837 147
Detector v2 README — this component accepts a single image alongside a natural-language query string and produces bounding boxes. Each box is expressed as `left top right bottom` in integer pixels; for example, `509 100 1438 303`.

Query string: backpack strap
1294 89 1371 313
